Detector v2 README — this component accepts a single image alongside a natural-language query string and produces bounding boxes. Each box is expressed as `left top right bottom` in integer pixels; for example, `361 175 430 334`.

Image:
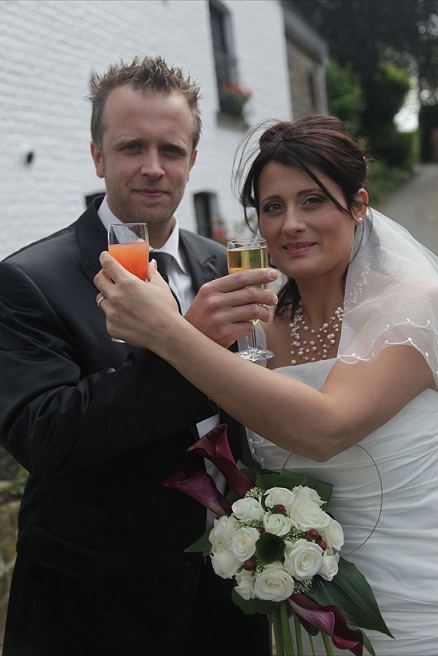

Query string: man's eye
162 145 184 156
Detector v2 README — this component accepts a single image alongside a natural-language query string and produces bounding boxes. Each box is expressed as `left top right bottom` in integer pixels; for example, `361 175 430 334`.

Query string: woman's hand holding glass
106 223 149 343
95 254 179 348
95 253 278 351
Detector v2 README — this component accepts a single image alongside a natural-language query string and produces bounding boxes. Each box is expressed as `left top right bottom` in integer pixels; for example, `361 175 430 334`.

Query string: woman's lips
283 242 315 256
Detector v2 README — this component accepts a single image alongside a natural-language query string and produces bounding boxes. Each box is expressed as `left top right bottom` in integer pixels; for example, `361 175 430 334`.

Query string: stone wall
0 0 292 260
0 496 20 652
0 450 23 653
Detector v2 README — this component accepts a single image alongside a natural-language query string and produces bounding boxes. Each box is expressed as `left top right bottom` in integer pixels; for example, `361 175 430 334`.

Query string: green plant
8 466 29 497
219 82 252 117
326 59 365 137
366 159 412 205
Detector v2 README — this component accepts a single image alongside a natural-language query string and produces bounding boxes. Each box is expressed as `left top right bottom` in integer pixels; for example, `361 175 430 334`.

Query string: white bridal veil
338 208 438 384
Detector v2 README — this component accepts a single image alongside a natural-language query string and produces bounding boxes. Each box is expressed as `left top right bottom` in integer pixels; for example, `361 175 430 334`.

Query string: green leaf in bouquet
256 531 285 564
362 630 377 656
237 461 258 484
307 557 394 638
231 587 277 615
295 613 320 637
256 471 294 492
184 528 211 553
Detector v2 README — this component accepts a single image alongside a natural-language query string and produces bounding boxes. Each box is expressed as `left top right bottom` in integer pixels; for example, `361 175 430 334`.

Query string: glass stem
248 326 257 351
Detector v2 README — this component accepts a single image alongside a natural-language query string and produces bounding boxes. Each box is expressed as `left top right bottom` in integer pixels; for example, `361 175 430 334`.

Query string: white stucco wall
0 0 291 259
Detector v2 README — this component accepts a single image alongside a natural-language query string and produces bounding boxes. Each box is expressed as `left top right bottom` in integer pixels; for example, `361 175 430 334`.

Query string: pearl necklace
290 302 344 365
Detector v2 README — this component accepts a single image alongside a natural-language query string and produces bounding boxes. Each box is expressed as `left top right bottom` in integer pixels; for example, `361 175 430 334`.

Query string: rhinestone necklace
290 302 344 365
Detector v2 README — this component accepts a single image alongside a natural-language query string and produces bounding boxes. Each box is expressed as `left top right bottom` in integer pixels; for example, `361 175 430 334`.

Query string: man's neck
148 217 177 249
97 196 177 249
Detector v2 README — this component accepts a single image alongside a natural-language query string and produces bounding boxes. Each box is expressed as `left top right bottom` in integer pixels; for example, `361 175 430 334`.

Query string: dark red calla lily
289 594 364 656
187 424 253 498
163 469 232 516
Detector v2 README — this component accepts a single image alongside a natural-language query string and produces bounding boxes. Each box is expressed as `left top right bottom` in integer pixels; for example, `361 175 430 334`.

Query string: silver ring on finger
97 294 106 311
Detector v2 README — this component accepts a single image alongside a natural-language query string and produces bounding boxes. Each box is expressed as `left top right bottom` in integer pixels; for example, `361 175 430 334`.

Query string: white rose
320 519 344 551
263 487 296 514
293 485 324 507
289 499 331 532
318 551 340 581
284 538 324 581
254 562 295 602
210 549 241 579
232 496 264 522
209 515 238 552
235 569 256 600
263 512 292 536
231 527 259 562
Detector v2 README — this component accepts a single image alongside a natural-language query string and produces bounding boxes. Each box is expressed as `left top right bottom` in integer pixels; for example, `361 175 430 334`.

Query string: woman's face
258 161 360 285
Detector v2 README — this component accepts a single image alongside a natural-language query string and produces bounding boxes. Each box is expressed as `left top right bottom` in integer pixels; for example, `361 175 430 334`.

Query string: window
209 1 237 89
308 71 317 109
210 1 252 119
194 192 215 238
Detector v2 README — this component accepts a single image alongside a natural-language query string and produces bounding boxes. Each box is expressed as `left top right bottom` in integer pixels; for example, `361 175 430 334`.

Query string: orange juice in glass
108 223 149 280
107 223 149 343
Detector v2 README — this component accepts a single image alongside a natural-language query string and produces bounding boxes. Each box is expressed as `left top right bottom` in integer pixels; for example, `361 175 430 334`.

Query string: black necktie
151 251 173 283
150 252 181 312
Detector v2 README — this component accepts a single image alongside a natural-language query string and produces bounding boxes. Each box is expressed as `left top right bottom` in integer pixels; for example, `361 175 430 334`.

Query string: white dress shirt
97 198 224 517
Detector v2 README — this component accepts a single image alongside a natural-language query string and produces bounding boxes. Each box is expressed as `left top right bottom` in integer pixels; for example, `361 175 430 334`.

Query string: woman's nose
283 207 305 232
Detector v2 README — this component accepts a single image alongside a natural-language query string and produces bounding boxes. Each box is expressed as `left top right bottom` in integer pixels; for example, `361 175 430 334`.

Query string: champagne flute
107 223 149 342
227 237 275 361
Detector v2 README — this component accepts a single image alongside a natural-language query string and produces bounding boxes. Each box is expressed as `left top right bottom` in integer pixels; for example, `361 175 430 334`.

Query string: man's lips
134 188 168 199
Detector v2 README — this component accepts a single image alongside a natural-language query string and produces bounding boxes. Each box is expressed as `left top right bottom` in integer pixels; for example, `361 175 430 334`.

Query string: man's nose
140 151 165 177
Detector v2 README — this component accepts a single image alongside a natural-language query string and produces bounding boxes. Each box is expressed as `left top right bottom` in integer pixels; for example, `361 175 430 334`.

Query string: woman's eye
303 195 325 206
263 201 283 213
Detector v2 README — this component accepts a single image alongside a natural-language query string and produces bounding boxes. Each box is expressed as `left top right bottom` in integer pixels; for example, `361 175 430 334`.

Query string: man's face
91 85 197 246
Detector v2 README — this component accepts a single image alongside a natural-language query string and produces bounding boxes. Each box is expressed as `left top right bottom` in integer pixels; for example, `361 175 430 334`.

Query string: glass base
236 348 275 362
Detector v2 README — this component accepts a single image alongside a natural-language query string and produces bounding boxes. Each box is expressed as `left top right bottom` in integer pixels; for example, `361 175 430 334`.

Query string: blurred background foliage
288 0 438 201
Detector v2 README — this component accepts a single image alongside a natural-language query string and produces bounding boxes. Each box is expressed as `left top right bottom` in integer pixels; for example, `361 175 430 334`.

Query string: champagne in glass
227 238 275 361
227 244 269 288
107 223 149 342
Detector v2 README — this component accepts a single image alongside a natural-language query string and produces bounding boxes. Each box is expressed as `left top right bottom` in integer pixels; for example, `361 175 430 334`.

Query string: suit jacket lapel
75 210 227 302
179 229 226 293
76 197 108 284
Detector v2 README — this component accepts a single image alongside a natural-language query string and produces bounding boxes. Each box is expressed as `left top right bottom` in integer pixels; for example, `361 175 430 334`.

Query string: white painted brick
0 0 291 258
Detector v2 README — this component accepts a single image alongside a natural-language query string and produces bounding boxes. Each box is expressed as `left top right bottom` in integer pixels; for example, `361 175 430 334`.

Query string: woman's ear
353 188 368 224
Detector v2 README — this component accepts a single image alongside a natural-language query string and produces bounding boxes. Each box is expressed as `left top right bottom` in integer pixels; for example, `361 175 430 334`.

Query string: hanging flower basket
219 82 253 117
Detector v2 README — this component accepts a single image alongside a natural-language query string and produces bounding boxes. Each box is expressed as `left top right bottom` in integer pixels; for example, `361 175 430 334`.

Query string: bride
95 115 438 655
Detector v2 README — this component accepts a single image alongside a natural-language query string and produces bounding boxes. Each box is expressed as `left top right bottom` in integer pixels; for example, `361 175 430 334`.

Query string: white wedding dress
246 358 438 655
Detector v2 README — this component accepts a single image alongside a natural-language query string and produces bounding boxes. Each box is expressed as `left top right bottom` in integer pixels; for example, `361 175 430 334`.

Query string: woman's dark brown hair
234 115 369 319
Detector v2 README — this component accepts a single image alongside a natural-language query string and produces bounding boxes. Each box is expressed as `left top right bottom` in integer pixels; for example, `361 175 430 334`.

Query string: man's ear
186 149 197 182
190 149 198 169
90 141 105 179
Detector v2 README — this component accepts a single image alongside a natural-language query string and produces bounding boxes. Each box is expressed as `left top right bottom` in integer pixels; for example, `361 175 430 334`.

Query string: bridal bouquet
163 424 392 656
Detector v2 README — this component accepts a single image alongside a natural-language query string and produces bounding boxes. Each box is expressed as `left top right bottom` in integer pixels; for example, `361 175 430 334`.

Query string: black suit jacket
0 198 267 655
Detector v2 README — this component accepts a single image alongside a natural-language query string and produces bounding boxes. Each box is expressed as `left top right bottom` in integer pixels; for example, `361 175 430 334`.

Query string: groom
0 56 274 655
